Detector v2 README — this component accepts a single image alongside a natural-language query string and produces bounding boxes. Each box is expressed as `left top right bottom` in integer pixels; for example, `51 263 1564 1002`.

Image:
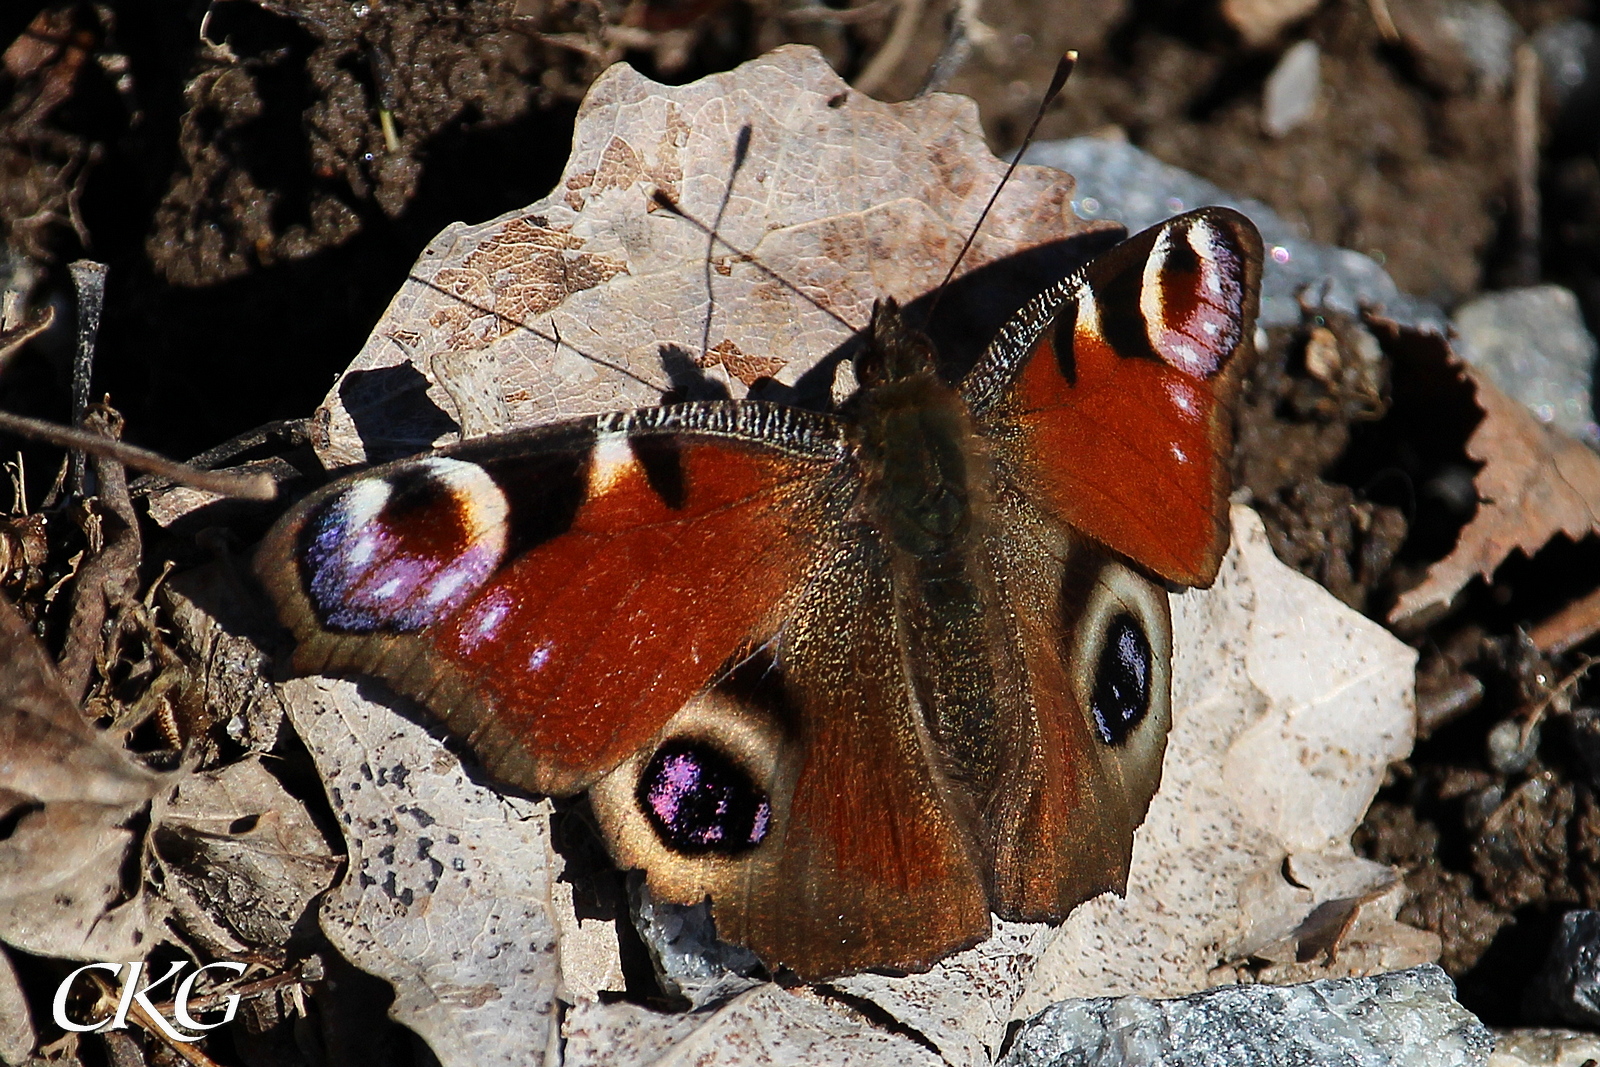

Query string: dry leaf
0 592 166 963
0 947 34 1065
282 676 565 1067
152 756 341 960
161 561 298 755
311 44 1108 467
1386 327 1600 623
562 983 947 1067
827 919 1049 1067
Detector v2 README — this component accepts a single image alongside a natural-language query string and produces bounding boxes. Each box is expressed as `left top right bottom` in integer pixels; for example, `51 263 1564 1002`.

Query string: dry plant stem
1511 43 1542 286
67 260 107 497
1366 0 1399 42
1417 672 1486 736
0 304 55 376
86 974 224 1067
155 966 309 1016
1529 586 1600 655
853 0 931 97
921 6 972 94
0 410 277 500
951 0 999 56
1519 654 1600 745
58 408 142 703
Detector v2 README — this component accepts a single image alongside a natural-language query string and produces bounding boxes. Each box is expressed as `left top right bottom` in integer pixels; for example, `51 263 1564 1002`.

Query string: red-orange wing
255 402 848 796
963 208 1263 587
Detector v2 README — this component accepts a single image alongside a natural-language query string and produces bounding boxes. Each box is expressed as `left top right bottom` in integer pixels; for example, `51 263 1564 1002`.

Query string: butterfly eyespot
1089 613 1152 746
1065 558 1173 761
299 457 509 634
636 739 771 855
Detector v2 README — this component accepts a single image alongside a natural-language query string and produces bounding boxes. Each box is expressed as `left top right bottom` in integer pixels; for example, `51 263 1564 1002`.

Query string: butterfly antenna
925 51 1077 322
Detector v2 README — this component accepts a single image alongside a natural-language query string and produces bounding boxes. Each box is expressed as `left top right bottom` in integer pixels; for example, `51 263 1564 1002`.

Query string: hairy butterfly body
255 207 1263 979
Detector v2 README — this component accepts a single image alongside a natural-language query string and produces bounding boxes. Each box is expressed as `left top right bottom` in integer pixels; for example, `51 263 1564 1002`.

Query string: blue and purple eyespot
1141 215 1247 378
300 458 510 633
1089 612 1152 746
637 739 771 855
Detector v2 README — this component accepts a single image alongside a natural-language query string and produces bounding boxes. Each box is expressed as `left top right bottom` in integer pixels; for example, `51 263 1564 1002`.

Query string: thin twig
853 0 930 97
0 303 54 376
86 972 226 1067
67 259 107 495
1519 654 1600 746
1366 0 1399 43
127 417 310 498
1510 42 1542 286
0 409 278 500
921 5 972 94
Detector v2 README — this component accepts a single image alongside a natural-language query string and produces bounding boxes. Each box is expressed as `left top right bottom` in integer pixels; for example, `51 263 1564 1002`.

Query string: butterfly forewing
966 207 1263 588
255 403 849 796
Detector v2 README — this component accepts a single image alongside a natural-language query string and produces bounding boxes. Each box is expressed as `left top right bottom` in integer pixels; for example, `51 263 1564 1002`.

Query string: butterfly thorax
843 299 1007 812
846 299 987 561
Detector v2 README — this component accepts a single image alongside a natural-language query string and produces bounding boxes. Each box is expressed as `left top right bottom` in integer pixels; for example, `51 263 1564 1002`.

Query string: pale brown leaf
1387 329 1600 623
152 757 341 960
311 44 1109 468
0 593 166 961
283 675 564 1067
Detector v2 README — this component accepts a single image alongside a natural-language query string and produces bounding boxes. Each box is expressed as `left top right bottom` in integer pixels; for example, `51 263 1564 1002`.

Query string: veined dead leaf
0 592 166 963
1384 325 1600 623
311 44 1113 468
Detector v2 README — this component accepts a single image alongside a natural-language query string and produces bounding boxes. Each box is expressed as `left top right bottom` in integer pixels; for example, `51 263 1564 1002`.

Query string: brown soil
4 0 1600 1058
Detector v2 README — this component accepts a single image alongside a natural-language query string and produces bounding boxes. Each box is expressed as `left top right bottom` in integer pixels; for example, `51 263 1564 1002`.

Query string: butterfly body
256 207 1263 979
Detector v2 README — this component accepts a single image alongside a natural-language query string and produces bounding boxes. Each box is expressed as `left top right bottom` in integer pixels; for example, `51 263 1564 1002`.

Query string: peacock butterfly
254 199 1263 980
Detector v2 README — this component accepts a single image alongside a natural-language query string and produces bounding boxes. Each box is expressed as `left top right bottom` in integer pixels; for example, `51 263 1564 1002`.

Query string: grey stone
1000 964 1492 1067
1024 138 1447 333
1262 41 1320 138
629 876 762 1008
1451 285 1599 445
1525 910 1600 1027
1533 19 1598 110
1486 717 1540 775
1490 1027 1600 1067
1437 0 1520 94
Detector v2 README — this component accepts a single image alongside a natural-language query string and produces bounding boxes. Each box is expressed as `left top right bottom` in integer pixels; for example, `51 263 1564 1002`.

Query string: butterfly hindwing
959 207 1260 919
590 533 992 978
981 492 1175 917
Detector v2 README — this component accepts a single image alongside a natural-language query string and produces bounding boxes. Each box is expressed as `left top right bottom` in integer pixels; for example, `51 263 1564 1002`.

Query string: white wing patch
1140 223 1176 337
588 430 639 498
